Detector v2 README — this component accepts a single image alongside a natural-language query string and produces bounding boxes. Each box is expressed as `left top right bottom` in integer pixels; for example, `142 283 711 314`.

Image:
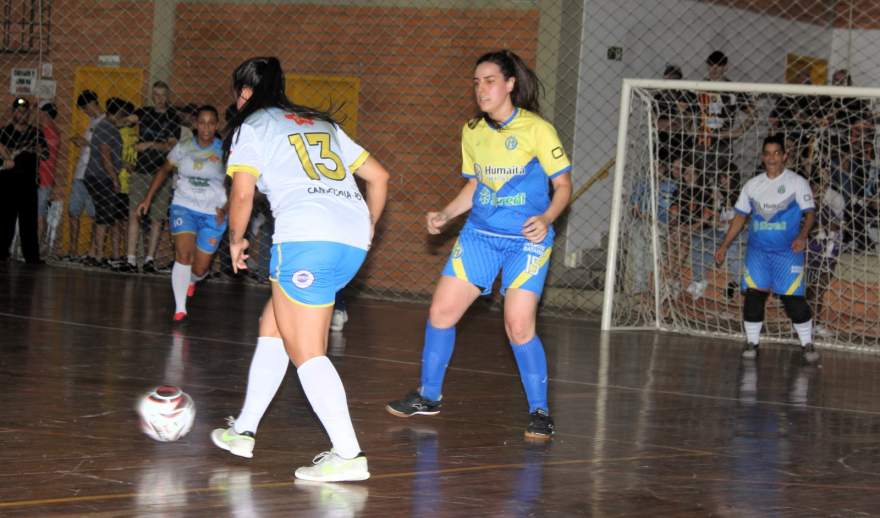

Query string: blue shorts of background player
742 248 806 296
441 228 553 296
169 204 228 254
269 241 367 307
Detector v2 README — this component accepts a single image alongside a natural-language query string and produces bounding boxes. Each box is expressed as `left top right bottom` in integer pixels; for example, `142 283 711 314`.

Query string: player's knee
743 289 769 322
428 302 460 329
780 295 811 324
504 317 535 345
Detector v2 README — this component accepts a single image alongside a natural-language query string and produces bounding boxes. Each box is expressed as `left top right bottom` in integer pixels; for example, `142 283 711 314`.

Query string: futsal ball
137 385 196 442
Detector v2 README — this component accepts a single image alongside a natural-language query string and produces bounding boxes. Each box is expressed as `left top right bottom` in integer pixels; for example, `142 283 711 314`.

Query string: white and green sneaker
211 417 255 459
294 450 370 482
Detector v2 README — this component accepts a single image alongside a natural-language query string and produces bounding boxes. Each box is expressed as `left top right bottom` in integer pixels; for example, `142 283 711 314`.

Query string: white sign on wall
10 68 37 95
34 79 57 99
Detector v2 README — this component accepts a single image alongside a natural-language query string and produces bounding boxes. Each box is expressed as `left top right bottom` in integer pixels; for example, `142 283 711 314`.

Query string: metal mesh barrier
1 0 879 323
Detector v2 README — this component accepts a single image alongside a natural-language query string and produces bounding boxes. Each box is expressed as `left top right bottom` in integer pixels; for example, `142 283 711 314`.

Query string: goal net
602 79 880 352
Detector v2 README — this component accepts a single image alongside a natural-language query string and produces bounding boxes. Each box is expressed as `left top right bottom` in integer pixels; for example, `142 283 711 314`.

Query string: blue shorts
742 248 805 296
68 179 95 218
269 241 367 306
169 205 228 254
441 229 553 296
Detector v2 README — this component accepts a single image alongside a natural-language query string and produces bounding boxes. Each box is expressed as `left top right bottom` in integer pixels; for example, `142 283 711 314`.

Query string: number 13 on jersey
288 132 346 181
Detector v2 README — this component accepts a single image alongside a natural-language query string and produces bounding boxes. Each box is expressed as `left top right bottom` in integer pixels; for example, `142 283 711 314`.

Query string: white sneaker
814 324 833 337
211 417 255 458
294 450 370 482
687 280 707 300
330 309 348 332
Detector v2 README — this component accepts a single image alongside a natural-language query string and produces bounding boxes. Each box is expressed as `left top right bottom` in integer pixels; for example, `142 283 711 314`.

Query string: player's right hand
136 200 150 218
230 238 250 274
714 246 727 266
426 211 448 234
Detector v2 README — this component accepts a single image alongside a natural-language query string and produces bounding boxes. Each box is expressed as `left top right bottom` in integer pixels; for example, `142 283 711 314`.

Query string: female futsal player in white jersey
211 57 389 482
386 49 572 440
136 105 226 321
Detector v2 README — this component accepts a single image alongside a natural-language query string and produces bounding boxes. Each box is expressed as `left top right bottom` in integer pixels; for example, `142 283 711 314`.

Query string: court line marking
0 451 714 509
2 310 879 418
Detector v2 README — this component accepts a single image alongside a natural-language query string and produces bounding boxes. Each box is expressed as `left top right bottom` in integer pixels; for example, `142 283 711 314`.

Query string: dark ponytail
474 49 543 126
222 56 337 163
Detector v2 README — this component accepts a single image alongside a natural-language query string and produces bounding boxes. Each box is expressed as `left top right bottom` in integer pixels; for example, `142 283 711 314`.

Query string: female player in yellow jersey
386 50 572 439
211 57 389 482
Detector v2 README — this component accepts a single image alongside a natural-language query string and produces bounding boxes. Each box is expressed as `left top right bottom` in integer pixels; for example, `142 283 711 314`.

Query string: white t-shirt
735 169 815 252
73 115 105 180
167 137 226 215
226 108 371 250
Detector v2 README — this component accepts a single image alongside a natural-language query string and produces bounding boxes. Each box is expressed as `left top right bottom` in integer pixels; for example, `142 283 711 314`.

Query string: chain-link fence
2 0 879 321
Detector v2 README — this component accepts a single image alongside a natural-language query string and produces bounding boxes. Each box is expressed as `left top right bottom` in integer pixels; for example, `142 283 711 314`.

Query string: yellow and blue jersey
461 108 571 237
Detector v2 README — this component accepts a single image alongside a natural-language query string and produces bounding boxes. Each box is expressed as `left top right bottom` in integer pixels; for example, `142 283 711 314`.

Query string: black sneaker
114 261 138 273
385 391 441 417
525 409 555 440
741 343 759 360
142 260 157 274
801 343 820 364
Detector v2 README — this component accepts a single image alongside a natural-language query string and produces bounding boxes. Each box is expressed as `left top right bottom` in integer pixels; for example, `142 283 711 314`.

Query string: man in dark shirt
121 80 180 273
83 97 130 265
0 97 47 263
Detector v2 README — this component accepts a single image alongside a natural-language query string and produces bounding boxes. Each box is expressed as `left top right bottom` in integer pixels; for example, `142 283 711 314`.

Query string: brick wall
171 3 540 296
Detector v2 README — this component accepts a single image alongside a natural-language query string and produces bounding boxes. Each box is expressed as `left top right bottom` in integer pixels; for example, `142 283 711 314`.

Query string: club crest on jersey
777 185 786 194
292 270 315 289
505 136 518 150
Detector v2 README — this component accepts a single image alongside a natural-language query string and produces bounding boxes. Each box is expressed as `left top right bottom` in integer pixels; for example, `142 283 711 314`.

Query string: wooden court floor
2 263 880 517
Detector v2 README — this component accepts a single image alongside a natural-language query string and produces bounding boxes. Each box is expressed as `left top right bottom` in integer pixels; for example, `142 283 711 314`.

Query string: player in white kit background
715 134 819 363
136 105 227 321
211 56 389 483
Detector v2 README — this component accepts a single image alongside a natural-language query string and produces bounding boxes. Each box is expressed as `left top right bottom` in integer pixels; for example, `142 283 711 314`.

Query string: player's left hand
522 215 550 244
215 207 226 225
791 237 807 252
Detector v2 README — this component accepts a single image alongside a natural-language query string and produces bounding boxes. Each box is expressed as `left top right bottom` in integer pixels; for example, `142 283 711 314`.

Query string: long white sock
297 355 360 459
191 270 208 283
235 337 289 434
171 262 191 313
744 321 762 345
793 320 813 346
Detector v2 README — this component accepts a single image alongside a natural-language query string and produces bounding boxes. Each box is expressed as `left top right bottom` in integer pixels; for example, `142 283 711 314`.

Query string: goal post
602 78 880 353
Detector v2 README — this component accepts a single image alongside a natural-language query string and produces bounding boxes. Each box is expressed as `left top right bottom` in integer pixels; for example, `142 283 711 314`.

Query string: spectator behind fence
38 102 60 253
64 90 103 262
0 97 48 264
120 80 180 273
82 97 130 266
688 165 744 301
807 178 846 338
696 51 755 176
177 103 198 143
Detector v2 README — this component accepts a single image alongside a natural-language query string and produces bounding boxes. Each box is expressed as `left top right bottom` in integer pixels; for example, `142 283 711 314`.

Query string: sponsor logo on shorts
208 238 217 246
505 136 518 150
522 242 546 255
452 242 463 259
791 265 803 274
292 270 315 288
174 217 183 227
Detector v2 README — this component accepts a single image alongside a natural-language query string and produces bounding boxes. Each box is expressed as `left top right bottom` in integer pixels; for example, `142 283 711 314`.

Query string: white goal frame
601 78 880 336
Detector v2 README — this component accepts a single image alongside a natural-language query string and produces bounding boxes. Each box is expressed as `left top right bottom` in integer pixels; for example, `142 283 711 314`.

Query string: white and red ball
137 385 196 442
